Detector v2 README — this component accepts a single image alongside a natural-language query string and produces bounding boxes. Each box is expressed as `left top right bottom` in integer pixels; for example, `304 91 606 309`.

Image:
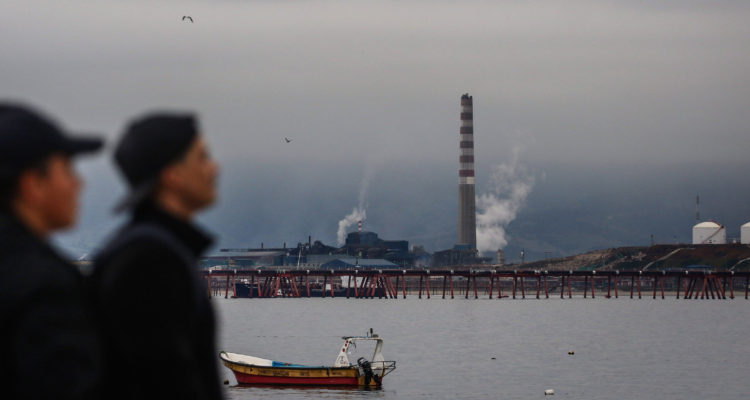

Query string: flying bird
284 137 292 143
182 16 193 23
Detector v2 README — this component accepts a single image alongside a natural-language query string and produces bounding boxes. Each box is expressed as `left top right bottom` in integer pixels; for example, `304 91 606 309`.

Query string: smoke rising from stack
476 147 534 253
336 160 377 245
337 207 366 245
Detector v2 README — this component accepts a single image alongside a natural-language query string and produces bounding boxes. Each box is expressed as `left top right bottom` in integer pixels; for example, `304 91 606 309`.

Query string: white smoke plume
337 207 366 246
336 159 377 245
357 162 375 210
476 148 534 253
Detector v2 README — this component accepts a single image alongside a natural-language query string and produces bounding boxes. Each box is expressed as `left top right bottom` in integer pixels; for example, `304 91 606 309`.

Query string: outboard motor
357 357 381 385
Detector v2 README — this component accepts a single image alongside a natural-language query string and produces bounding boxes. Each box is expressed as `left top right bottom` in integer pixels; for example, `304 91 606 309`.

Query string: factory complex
201 94 749 272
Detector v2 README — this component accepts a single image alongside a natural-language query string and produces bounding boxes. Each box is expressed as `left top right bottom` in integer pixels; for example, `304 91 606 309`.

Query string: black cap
0 102 103 179
113 113 198 212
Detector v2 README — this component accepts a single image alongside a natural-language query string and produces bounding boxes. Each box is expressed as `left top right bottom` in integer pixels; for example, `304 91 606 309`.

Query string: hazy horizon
54 156 750 263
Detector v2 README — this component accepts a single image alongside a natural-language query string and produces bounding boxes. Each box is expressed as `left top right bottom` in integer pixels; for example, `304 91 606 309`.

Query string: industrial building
200 229 416 269
692 221 727 245
319 258 399 270
431 245 490 267
200 249 284 269
341 231 412 266
303 254 354 268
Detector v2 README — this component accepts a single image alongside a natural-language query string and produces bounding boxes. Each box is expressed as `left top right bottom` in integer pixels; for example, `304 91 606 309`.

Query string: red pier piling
568 274 572 298
560 276 565 299
637 274 642 299
614 275 619 298
660 275 665 299
607 275 611 299
584 276 588 298
591 274 595 299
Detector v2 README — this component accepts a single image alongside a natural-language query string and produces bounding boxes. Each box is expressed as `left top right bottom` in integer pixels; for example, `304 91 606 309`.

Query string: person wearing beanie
0 102 104 399
92 112 222 400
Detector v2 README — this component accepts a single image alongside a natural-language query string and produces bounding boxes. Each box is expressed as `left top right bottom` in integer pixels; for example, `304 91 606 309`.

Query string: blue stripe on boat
271 361 319 368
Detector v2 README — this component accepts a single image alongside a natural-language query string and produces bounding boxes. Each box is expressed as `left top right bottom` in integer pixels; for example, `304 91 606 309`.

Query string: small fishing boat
220 330 396 387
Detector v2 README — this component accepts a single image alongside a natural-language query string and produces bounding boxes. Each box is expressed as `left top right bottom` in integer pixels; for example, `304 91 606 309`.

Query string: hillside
514 244 750 272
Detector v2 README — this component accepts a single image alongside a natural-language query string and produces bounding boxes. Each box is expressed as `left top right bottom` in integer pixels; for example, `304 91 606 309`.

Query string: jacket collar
0 211 67 262
130 202 213 258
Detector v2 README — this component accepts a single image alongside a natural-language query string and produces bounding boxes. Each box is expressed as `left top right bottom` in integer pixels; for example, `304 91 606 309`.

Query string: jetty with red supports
202 269 750 300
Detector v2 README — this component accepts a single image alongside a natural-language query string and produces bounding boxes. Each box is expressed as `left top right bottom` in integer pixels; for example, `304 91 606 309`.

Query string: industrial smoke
336 161 376 245
476 147 534 252
337 207 366 246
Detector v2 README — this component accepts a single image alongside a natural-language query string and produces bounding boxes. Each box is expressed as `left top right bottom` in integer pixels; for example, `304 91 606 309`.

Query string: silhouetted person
93 113 222 400
0 102 103 399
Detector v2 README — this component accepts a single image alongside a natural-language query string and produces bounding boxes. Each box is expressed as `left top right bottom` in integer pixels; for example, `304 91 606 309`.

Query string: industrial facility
201 227 413 270
693 221 727 245
201 93 749 272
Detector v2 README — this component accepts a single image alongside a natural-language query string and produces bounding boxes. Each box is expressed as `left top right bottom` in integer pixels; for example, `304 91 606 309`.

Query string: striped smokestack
458 93 477 248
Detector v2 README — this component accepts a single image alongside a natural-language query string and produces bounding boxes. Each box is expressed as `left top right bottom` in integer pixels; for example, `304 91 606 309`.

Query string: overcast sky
3 0 749 258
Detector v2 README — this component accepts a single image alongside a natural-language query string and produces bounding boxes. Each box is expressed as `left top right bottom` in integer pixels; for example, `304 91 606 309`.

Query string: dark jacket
0 212 102 400
93 203 222 400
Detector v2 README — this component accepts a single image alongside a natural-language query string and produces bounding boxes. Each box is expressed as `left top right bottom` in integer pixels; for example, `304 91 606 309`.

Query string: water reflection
225 384 390 400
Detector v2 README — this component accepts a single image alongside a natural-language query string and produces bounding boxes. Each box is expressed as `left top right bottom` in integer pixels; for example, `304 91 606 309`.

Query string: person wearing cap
0 102 103 399
92 112 222 400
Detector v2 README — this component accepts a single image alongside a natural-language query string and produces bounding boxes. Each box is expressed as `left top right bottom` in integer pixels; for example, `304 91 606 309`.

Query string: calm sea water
213 297 750 400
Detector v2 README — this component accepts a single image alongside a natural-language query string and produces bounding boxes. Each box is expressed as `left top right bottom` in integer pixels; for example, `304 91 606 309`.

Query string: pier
202 269 750 300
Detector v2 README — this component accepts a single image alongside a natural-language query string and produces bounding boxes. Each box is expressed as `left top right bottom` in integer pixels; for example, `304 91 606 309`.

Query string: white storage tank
692 221 726 244
742 222 750 244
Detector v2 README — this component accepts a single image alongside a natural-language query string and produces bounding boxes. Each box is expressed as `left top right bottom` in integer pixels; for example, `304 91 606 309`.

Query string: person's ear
15 169 45 207
159 164 183 192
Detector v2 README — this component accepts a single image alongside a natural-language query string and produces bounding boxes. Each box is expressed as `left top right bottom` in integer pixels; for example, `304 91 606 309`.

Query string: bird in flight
284 137 292 143
182 16 194 23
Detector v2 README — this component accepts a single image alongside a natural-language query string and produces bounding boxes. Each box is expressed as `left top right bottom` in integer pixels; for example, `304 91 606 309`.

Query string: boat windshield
334 337 383 368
